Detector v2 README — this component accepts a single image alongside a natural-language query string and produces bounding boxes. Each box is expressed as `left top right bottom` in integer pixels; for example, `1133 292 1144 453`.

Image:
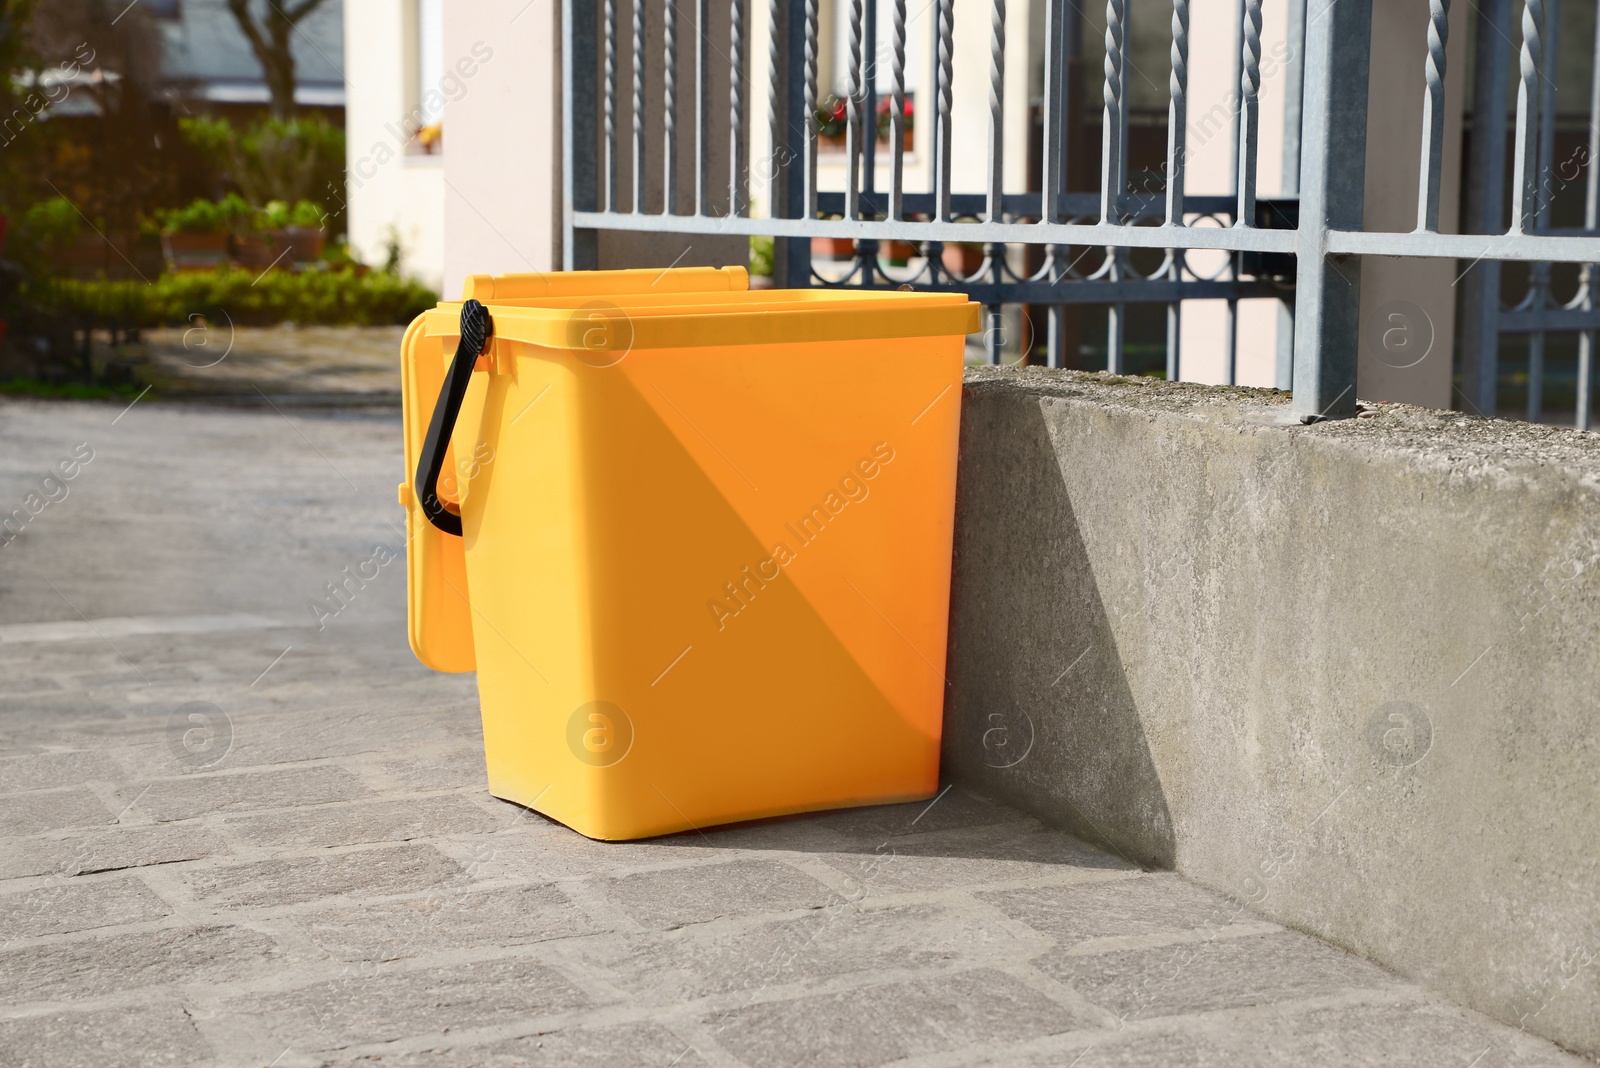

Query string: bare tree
224 0 334 121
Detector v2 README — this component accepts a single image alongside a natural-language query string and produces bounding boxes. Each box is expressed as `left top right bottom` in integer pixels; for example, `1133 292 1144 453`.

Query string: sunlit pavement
0 397 1586 1067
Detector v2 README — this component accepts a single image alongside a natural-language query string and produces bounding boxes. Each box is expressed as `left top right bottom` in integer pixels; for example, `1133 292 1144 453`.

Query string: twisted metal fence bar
1580 5 1600 431
696 0 711 215
664 0 678 212
632 0 646 212
1460 0 1511 417
560 0 1600 426
1274 0 1307 393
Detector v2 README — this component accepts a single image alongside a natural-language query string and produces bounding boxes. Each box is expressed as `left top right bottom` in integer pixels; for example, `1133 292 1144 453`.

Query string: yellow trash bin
401 267 979 840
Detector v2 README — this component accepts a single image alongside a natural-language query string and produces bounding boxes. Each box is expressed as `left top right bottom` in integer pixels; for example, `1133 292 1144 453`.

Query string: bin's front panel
460 333 964 840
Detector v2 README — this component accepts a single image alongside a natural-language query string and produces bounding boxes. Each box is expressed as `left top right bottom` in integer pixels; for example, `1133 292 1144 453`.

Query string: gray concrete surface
123 325 406 407
0 394 1591 1066
944 367 1600 1058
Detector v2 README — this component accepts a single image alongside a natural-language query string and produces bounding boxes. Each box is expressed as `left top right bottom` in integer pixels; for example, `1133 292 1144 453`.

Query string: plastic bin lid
422 288 981 350
459 265 750 301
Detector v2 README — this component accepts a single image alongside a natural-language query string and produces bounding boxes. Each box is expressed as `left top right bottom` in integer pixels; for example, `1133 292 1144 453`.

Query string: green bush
33 268 438 328
217 193 254 236
749 235 774 278
259 198 326 230
159 198 227 235
11 198 83 272
179 114 345 207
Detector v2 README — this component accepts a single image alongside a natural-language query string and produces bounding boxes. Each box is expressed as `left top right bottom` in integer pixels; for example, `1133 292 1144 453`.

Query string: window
410 0 444 154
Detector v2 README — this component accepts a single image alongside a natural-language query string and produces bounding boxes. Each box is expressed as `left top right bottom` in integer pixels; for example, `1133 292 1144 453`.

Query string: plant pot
748 274 775 289
811 237 855 260
818 132 847 153
230 234 279 272
883 240 917 265
942 243 984 278
872 129 915 152
274 227 326 265
161 232 229 272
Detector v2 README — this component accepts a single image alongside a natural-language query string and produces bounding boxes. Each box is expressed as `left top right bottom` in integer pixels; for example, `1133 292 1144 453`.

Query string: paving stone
817 828 1132 898
222 795 502 849
110 765 371 823
290 882 601 961
708 967 1091 1068
0 825 229 881
1256 999 1592 1067
1039 931 1400 1022
224 955 593 1050
211 704 477 768
599 857 843 929
0 692 131 724
654 814 858 855
617 901 1039 1002
968 1029 1253 1068
0 750 127 793
0 788 115 836
435 819 686 881
381 748 489 792
336 1021 711 1067
182 843 465 908
0 924 282 1003
804 789 1032 843
0 875 171 938
979 874 1245 944
0 676 62 696
0 1002 215 1068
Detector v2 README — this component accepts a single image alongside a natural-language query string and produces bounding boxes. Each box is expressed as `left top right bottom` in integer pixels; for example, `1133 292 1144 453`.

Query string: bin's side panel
458 343 603 829
400 315 483 673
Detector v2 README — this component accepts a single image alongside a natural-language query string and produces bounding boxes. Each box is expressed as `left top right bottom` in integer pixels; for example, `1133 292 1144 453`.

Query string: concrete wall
944 367 1600 1056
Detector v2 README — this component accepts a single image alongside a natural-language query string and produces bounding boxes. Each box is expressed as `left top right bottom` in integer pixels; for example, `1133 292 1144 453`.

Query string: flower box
160 232 229 273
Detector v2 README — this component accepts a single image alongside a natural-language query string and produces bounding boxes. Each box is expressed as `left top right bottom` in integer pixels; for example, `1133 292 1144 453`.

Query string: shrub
11 198 83 272
749 234 774 278
217 193 254 236
259 198 326 230
34 267 438 328
158 198 227 235
178 114 345 208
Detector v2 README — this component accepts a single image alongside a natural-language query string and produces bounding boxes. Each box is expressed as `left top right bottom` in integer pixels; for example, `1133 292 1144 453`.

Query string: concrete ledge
943 367 1600 1056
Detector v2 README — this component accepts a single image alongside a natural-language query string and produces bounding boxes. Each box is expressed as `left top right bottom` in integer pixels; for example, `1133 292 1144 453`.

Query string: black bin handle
414 299 493 537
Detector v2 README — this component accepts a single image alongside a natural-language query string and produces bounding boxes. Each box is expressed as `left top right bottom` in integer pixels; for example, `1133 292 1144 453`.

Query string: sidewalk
0 397 1587 1067
123 325 405 407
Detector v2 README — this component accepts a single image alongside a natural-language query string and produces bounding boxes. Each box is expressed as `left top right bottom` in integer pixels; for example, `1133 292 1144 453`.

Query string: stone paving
0 397 1591 1067
126 325 406 406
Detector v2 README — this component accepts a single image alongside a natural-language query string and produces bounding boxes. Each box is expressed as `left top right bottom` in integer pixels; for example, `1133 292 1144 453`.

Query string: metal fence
562 0 1600 427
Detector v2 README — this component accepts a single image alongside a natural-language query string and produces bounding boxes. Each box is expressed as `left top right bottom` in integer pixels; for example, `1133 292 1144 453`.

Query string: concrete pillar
1177 0 1464 407
342 0 446 294
1355 0 1467 409
441 0 562 299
